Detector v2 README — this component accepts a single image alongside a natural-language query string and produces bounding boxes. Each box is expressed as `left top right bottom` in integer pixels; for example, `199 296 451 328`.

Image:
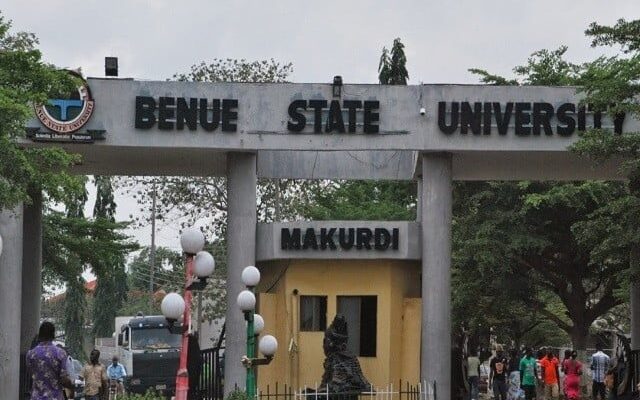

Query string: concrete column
225 152 257 394
416 179 422 222
21 191 43 353
420 153 452 400
631 281 640 350
0 205 24 399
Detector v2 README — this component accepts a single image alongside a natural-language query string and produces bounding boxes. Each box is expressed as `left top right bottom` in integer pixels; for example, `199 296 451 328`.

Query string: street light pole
175 254 194 400
237 266 277 400
246 300 256 399
161 227 213 400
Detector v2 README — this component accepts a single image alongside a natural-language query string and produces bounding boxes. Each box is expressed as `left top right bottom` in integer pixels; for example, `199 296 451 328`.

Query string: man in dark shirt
490 345 509 400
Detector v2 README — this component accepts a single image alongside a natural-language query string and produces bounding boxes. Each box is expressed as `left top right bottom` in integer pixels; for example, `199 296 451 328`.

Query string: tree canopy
0 12 82 209
460 33 639 348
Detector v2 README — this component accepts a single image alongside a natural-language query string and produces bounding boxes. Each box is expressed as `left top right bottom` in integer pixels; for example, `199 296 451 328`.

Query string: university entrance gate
1 77 638 399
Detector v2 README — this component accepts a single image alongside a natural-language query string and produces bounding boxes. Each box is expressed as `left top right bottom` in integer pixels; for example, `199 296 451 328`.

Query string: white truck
115 315 182 396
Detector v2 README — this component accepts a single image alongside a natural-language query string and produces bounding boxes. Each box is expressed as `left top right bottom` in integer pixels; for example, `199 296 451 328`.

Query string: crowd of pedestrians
465 342 639 400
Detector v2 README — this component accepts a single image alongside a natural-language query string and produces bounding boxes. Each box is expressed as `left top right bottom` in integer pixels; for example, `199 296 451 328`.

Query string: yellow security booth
254 221 422 392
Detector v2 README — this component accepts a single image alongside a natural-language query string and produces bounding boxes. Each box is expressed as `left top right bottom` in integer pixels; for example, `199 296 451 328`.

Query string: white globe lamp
180 228 205 255
241 266 260 287
194 251 215 278
237 290 256 312
253 314 265 335
259 335 278 357
161 292 185 321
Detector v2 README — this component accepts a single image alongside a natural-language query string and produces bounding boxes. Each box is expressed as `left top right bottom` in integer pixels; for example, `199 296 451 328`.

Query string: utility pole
149 179 157 313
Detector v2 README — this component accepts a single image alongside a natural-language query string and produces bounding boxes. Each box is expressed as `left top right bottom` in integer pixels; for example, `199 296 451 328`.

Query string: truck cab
117 315 181 396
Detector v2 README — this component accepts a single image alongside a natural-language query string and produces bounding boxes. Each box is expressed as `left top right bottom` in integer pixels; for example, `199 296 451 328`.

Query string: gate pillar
225 152 257 395
420 153 453 400
0 205 24 399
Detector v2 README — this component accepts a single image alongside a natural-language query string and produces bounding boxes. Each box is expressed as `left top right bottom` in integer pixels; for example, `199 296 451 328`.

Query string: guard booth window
300 296 327 331
337 296 377 357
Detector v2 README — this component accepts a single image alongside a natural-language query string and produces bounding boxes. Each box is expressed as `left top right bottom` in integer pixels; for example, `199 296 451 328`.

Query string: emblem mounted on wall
28 70 104 143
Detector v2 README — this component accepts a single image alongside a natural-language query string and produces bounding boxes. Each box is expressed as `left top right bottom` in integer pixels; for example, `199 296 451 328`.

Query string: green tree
303 180 416 220
64 275 87 360
378 38 409 85
570 18 640 345
121 240 228 321
173 58 293 83
60 183 88 359
127 246 182 291
0 12 82 209
454 181 628 349
461 44 633 349
468 46 581 86
92 176 131 338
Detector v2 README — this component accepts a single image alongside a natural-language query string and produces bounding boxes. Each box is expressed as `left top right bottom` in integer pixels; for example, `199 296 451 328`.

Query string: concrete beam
0 205 24 399
224 152 257 394
420 153 452 399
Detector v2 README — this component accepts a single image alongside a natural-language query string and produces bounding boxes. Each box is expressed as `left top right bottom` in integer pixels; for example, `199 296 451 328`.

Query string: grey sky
5 0 640 251
4 0 639 85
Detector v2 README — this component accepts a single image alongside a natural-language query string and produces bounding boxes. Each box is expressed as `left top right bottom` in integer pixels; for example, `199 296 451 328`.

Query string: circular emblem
34 72 95 134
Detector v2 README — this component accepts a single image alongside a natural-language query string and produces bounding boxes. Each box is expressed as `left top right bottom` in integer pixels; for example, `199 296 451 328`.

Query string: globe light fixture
193 251 215 278
259 335 278 357
161 292 185 321
180 227 205 255
237 290 256 312
253 314 265 335
241 266 260 287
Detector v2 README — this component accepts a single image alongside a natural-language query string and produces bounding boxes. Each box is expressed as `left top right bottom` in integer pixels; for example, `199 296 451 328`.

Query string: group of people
25 321 128 400
466 343 617 400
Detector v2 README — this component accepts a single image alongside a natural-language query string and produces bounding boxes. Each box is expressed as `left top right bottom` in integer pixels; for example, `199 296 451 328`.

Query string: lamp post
161 227 215 400
237 266 278 399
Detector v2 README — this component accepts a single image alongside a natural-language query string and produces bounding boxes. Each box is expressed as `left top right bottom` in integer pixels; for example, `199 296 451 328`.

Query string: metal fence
197 345 225 399
257 381 435 400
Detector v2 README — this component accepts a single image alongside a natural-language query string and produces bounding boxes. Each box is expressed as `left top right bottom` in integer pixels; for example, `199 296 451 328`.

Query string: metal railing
257 381 435 400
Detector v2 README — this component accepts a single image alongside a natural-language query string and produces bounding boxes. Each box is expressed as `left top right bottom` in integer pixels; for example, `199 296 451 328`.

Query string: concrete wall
256 259 421 390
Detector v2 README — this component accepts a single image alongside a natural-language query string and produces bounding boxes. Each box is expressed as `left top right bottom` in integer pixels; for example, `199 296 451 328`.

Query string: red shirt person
540 350 560 400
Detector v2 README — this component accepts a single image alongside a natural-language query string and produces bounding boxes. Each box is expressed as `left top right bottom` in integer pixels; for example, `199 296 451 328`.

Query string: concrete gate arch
1 78 636 399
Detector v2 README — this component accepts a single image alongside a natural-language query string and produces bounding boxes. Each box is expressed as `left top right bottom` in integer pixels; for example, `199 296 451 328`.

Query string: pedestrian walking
536 349 546 400
562 350 572 399
520 348 538 400
507 349 523 400
540 350 560 400
26 322 73 400
590 343 610 400
466 347 481 400
562 350 582 400
81 349 108 400
491 345 509 400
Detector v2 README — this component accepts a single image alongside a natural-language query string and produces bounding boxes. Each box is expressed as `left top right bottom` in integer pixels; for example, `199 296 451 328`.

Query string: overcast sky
4 0 640 251
5 0 639 85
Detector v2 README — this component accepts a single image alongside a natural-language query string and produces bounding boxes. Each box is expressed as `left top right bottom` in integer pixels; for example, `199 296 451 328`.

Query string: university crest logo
34 71 95 134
